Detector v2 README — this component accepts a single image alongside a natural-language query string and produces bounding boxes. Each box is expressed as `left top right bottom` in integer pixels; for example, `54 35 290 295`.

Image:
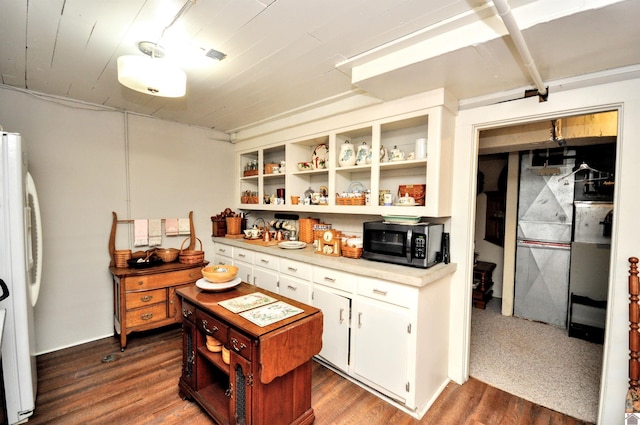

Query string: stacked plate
197 265 241 291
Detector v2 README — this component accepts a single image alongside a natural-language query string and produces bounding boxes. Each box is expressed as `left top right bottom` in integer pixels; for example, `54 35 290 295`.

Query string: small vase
338 141 356 167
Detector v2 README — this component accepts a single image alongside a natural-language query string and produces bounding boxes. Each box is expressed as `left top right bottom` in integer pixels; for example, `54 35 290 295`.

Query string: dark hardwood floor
28 326 591 425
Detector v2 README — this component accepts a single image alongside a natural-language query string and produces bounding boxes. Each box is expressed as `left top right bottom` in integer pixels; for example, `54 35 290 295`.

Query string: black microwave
362 221 445 268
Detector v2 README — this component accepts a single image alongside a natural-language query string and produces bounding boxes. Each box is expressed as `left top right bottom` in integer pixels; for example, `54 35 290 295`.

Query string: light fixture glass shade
117 55 186 97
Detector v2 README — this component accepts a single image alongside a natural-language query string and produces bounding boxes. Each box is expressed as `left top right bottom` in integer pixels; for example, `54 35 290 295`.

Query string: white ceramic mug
415 137 427 159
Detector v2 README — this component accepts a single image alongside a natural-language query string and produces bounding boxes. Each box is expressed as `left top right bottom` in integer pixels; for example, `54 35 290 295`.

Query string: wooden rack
108 210 197 267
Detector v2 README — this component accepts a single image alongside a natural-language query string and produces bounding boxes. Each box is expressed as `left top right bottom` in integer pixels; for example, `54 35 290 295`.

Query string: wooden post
630 257 639 388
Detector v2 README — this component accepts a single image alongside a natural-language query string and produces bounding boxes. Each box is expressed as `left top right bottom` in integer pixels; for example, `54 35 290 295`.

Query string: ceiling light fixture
117 42 186 97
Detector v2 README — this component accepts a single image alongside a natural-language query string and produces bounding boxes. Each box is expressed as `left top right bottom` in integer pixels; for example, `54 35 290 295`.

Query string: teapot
389 145 405 161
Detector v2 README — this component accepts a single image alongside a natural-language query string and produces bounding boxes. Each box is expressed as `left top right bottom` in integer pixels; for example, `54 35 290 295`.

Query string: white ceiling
1 0 639 135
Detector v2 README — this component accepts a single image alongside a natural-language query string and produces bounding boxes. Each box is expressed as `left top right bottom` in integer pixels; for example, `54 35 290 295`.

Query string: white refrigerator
0 131 42 424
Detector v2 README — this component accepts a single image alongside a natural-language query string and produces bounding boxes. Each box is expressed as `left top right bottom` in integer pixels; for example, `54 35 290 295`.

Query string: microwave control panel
413 234 426 259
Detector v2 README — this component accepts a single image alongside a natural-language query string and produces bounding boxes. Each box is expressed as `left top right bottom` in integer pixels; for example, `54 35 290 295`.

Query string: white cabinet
232 246 254 284
312 284 351 372
352 295 410 402
279 258 312 304
253 252 279 293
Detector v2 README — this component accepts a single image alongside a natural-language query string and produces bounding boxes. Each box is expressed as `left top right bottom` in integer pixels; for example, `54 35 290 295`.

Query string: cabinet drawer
313 267 355 293
126 303 167 327
358 277 415 308
213 243 232 257
233 247 254 264
196 309 229 344
124 268 201 291
229 328 253 361
279 258 311 280
126 288 166 310
254 252 279 271
181 299 196 323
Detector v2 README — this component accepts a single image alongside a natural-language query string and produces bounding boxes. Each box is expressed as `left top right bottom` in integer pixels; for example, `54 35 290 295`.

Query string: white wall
449 78 640 424
0 87 235 353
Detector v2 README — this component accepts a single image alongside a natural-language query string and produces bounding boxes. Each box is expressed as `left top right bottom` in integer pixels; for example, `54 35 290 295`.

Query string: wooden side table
473 261 496 309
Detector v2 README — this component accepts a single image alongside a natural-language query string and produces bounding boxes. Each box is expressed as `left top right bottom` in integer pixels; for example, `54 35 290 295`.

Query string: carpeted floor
470 298 602 424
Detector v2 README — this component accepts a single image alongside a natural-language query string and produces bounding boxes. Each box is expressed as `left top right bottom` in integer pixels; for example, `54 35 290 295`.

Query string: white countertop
212 237 456 288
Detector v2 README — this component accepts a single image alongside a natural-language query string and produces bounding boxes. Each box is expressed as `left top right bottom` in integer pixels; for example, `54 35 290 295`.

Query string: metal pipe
493 0 548 97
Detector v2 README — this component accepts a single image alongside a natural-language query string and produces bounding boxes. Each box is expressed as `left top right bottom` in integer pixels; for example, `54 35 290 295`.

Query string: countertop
212 237 456 288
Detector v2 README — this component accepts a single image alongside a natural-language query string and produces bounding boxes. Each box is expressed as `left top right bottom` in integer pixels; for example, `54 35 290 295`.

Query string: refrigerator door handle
26 172 42 307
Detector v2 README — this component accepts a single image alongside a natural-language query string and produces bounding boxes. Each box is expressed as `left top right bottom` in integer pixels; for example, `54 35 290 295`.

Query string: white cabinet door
353 296 410 402
312 285 351 372
253 267 279 293
279 275 311 304
234 260 253 285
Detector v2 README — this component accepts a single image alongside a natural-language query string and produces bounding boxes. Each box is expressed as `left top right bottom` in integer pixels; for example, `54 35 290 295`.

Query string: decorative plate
278 241 307 249
312 144 329 168
196 277 241 292
381 215 423 224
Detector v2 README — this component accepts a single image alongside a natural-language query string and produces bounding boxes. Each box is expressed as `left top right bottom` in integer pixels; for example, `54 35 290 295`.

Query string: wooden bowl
155 248 179 262
201 265 239 283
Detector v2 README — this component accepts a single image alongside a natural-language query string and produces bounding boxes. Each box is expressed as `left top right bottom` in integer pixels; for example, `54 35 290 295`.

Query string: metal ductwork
493 0 548 100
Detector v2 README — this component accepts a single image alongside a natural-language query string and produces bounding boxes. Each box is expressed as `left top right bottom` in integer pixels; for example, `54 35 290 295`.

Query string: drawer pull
225 384 232 398
140 295 153 302
201 319 219 334
137 280 144 286
358 312 363 328
373 288 388 296
339 308 345 324
231 337 247 352
189 272 195 278
182 308 193 318
324 276 336 283
219 248 227 253
238 253 246 258
287 266 298 272
287 285 297 291
141 312 153 320
260 259 270 264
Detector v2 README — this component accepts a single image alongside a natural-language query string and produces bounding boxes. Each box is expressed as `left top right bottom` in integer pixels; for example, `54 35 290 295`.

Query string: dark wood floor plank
27 326 592 425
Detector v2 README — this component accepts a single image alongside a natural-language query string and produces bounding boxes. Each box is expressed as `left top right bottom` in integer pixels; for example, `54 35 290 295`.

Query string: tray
243 238 280 246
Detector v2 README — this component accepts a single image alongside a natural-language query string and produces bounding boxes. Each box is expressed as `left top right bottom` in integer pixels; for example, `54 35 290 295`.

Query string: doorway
469 110 616 423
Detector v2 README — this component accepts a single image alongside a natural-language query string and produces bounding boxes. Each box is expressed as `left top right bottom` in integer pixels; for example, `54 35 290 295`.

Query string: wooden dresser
177 283 323 425
109 261 206 350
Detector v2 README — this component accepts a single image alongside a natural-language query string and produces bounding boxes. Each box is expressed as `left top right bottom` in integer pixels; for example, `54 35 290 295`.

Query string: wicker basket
341 245 363 259
225 216 243 235
298 218 319 243
241 196 259 204
114 249 132 268
336 194 366 205
398 184 426 206
179 238 205 265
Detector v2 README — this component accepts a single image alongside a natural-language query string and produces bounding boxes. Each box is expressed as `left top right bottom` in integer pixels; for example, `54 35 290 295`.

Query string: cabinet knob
182 308 193 318
137 280 144 286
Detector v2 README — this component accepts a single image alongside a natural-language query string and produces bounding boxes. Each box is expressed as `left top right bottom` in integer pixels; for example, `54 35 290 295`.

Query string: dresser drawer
181 299 197 323
196 309 229 345
126 303 168 327
279 258 311 280
126 288 166 310
357 277 415 308
254 252 279 271
124 268 201 291
313 267 355 293
233 247 255 264
229 328 253 361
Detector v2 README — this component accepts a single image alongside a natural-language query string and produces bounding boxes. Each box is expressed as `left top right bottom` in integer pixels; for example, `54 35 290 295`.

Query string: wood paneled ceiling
0 0 638 136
